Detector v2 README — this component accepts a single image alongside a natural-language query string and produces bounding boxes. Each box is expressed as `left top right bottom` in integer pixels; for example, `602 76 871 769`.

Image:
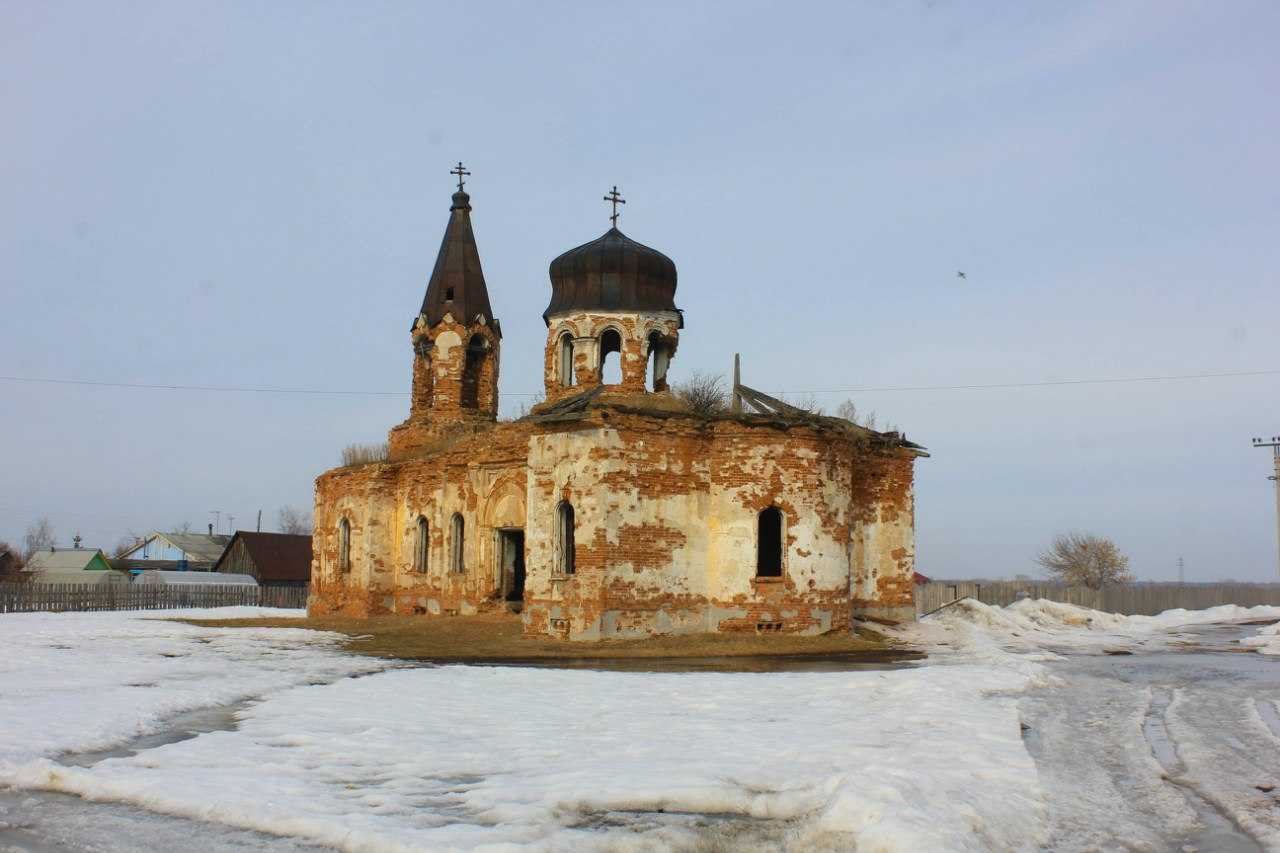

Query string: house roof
213 531 312 582
25 548 110 572
120 532 231 562
135 570 258 586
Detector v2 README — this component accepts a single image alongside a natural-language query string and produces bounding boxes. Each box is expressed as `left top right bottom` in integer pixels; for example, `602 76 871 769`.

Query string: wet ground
1022 622 1280 852
2 623 1277 851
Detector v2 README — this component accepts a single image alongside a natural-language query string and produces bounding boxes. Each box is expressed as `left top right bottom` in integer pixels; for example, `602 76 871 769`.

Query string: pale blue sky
2 1 1277 580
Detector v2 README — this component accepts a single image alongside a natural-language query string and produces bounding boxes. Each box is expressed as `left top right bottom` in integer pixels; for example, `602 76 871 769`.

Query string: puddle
58 701 250 768
1143 689 1263 853
423 651 923 673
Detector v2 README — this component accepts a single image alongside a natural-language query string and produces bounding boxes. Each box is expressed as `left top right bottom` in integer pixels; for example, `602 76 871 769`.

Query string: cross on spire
451 161 471 192
603 185 625 227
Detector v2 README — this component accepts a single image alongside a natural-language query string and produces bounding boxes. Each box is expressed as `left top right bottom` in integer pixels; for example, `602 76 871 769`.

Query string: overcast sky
2 1 1278 580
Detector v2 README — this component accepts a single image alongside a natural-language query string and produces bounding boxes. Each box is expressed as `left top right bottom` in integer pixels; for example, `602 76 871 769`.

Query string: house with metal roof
212 532 311 587
25 547 115 574
114 531 232 573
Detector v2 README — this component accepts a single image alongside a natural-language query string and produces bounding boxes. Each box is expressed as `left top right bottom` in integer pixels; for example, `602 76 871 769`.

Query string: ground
176 612 908 666
1 602 1279 851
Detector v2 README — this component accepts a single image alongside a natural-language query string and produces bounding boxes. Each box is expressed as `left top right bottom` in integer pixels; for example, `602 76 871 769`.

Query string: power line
1 368 1277 398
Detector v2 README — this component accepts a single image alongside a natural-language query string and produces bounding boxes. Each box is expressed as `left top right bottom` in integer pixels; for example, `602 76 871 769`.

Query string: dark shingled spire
417 189 497 335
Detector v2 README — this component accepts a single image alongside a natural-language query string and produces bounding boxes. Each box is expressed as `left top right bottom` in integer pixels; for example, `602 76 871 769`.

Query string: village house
310 172 926 640
212 531 312 588
114 529 231 573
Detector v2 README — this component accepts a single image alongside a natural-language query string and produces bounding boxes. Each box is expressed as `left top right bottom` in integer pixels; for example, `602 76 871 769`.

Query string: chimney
208 523 214 536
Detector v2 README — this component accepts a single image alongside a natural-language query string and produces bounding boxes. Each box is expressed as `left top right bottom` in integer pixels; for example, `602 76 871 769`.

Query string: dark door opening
499 529 526 605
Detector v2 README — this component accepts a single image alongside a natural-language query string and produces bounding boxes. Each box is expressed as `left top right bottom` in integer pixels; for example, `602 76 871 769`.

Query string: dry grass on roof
175 612 919 669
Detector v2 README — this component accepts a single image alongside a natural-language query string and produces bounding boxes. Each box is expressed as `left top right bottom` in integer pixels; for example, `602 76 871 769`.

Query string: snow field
0 608 1050 852
0 608 381 770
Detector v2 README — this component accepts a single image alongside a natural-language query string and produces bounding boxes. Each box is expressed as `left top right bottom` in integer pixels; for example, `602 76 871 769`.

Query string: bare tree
672 372 727 416
835 399 878 430
1036 532 1133 589
22 517 55 559
170 520 193 534
278 506 314 536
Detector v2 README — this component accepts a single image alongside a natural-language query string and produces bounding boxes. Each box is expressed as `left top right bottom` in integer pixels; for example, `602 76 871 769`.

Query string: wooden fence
915 581 1280 617
0 583 309 614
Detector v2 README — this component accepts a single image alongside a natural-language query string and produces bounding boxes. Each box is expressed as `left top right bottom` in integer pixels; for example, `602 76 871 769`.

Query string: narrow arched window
556 501 576 575
450 513 465 573
414 516 429 572
756 507 783 577
461 334 486 409
599 328 622 385
647 331 669 392
338 518 351 573
558 332 575 387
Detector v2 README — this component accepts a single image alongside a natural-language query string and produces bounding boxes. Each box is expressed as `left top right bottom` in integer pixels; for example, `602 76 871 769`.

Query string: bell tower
389 164 501 459
540 186 682 405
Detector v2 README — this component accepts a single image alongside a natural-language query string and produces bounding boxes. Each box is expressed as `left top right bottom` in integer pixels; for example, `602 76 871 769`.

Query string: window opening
599 328 623 385
756 507 783 577
450 513 465 573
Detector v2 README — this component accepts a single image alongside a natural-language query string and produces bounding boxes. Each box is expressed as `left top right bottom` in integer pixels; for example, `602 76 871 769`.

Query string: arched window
756 507 783 577
414 516 429 573
558 332 575 387
460 334 486 409
450 513 465 573
338 518 351 573
599 328 622 385
556 501 576 575
647 331 669 391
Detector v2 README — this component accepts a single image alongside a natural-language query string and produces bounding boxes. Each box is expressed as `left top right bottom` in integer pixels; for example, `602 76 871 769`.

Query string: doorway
498 529 526 605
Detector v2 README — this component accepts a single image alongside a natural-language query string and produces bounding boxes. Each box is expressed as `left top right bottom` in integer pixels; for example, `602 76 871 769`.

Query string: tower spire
417 165 498 335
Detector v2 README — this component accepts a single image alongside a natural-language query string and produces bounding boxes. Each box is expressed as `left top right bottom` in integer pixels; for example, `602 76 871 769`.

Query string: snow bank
1243 622 1280 655
918 598 1280 655
0 608 380 770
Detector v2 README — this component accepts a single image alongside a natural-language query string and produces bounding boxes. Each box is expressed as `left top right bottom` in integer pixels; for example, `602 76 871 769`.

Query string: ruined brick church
309 171 925 639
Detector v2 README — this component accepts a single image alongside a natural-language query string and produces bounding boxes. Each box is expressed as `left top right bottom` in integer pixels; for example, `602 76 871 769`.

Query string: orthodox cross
603 185 625 227
451 161 471 191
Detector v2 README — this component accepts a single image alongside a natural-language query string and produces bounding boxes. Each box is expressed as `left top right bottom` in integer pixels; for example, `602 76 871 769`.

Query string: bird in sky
956 271 967 280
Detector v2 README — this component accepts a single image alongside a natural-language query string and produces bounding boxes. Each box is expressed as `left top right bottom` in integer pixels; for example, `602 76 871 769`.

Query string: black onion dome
544 227 678 322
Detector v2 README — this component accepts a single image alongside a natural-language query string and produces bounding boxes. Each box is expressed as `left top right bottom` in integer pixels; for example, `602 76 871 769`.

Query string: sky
1 0 1277 580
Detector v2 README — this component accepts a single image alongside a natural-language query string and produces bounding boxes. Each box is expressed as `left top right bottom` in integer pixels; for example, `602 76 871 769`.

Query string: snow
2 602 1279 851
0 608 1049 851
1245 622 1280 655
911 597 1280 656
0 608 379 769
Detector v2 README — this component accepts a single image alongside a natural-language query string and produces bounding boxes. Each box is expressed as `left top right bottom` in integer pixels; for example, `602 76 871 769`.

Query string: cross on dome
451 161 471 192
603 185 625 227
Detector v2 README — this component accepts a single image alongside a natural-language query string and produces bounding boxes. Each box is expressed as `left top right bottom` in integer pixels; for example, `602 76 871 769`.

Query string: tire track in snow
1143 688 1263 853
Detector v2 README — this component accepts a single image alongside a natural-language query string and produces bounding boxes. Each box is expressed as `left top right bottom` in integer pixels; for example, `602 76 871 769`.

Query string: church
309 168 926 639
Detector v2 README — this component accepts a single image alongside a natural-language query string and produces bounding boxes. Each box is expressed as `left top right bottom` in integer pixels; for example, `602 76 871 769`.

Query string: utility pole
256 509 262 532
1252 436 1280 579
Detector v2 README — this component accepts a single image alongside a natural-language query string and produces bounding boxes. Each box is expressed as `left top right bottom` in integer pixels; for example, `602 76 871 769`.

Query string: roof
119 532 231 563
134 570 258 586
213 531 312 583
418 189 497 333
33 570 129 586
544 227 679 323
24 548 110 572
